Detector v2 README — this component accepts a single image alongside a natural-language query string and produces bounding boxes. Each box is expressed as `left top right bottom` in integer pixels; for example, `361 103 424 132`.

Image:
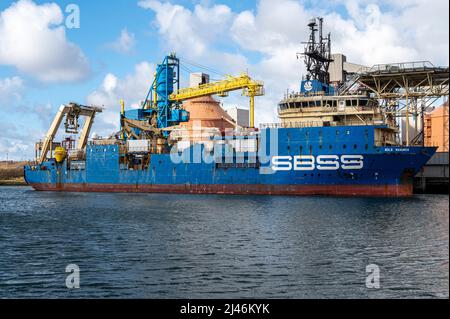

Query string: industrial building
328 53 370 85
425 101 449 152
226 108 250 128
415 101 449 193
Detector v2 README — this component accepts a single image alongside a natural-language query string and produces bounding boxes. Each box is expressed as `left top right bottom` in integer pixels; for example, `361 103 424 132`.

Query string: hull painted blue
24 126 436 196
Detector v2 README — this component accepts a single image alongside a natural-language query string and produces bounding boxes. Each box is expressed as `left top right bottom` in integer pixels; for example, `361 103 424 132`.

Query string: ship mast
302 17 333 85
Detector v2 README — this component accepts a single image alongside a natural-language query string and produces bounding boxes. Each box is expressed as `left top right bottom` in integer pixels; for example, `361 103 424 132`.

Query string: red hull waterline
29 183 414 197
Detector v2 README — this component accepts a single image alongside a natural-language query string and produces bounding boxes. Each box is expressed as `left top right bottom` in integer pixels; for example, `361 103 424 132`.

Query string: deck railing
366 61 437 74
260 121 398 130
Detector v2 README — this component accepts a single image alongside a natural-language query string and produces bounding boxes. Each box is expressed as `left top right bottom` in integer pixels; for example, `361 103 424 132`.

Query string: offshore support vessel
24 18 437 196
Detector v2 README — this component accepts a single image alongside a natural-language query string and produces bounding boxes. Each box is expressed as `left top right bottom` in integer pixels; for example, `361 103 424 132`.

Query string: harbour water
0 186 448 298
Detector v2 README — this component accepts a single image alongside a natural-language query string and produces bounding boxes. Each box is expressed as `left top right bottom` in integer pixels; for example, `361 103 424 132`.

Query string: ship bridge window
343 144 347 149
360 99 368 107
354 144 358 149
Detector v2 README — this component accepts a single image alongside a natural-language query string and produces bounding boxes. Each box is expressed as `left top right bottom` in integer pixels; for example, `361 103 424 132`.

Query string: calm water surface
0 186 448 298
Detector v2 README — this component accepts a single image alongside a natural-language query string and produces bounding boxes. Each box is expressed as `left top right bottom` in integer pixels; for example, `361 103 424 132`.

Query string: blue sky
0 0 448 160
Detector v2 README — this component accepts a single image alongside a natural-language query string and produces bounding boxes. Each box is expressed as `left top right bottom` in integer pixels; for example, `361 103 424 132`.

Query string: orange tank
424 102 449 152
181 96 236 131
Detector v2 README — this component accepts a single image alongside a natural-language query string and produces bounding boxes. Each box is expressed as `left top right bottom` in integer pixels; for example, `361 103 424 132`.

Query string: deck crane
170 74 265 128
121 54 264 140
38 103 102 164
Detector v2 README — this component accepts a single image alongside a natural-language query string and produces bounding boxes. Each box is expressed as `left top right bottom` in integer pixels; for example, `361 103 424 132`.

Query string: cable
179 56 227 77
179 63 194 75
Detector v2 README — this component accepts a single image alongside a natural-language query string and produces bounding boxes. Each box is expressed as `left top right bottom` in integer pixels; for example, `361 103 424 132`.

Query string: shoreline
0 178 28 187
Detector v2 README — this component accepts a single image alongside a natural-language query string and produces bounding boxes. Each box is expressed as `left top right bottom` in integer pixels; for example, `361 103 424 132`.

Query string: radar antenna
301 17 333 85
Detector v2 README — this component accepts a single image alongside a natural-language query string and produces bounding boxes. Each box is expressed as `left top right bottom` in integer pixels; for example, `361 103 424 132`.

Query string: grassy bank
0 162 29 186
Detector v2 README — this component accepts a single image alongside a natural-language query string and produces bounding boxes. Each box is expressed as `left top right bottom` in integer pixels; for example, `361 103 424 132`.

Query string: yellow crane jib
169 74 264 128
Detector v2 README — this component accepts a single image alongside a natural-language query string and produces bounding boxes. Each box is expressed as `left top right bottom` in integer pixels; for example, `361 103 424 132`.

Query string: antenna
302 17 333 85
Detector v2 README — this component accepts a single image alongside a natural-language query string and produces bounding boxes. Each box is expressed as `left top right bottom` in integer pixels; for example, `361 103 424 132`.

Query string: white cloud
0 0 90 82
0 120 38 160
0 138 31 160
327 0 449 65
231 0 310 54
30 102 54 129
325 11 418 66
386 0 449 65
86 61 155 136
0 76 25 105
138 0 233 58
108 29 136 54
87 61 154 109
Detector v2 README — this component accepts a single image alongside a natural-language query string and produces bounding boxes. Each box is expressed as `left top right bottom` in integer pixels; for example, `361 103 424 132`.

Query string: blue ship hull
24 126 436 197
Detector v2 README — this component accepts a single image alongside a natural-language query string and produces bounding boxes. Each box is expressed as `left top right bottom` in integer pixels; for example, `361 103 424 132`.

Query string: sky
0 0 449 160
